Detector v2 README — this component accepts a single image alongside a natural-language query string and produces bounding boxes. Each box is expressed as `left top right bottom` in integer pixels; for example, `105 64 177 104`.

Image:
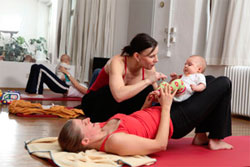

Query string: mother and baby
25 33 233 156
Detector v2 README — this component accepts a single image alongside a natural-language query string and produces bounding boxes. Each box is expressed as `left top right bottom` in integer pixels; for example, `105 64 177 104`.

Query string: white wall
0 61 77 88
0 0 49 40
0 62 54 88
0 0 225 88
155 0 197 77
0 0 53 88
127 0 225 79
127 0 154 42
113 0 130 55
127 0 197 77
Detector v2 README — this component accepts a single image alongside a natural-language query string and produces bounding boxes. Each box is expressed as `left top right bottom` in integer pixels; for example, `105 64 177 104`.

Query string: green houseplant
0 35 49 62
29 37 48 61
3 36 29 62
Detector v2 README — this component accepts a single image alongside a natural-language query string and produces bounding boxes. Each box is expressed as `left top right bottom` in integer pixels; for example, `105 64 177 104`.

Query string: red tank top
87 56 145 93
99 106 174 152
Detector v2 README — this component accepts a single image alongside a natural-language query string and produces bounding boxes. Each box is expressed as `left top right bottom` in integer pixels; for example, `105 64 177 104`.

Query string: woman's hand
158 85 177 109
141 90 159 109
59 66 69 75
147 71 167 84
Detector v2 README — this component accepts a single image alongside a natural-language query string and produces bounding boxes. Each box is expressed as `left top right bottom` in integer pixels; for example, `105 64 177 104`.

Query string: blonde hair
190 55 207 73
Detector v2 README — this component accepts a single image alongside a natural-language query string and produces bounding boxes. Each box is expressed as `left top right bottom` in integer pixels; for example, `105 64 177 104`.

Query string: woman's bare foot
209 139 233 150
192 133 209 145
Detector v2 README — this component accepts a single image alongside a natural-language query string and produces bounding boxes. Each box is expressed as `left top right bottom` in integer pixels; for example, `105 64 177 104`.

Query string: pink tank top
88 56 145 93
99 106 174 152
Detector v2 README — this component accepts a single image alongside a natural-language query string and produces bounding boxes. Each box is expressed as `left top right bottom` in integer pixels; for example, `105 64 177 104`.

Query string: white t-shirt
174 73 206 102
67 83 87 97
55 63 71 84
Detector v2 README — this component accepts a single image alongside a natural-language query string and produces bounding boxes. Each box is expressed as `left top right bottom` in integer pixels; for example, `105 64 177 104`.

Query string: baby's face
62 59 70 65
61 55 70 65
183 57 201 75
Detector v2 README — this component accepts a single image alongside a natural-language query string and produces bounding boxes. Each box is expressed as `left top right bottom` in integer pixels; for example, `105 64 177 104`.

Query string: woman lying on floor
58 76 233 156
25 64 89 97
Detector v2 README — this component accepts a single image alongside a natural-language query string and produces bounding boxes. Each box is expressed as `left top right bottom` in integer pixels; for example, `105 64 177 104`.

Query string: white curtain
70 0 116 82
54 0 72 60
221 0 250 65
205 0 250 66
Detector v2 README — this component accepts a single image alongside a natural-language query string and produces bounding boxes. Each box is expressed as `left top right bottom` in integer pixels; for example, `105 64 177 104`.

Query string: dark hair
121 33 158 56
58 120 86 152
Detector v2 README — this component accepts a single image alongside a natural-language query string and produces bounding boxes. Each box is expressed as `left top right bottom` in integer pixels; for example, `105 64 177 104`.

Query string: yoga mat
147 136 250 167
16 113 58 118
21 94 82 101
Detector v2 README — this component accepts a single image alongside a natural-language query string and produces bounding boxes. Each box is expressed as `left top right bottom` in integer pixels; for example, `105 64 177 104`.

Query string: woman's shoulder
111 54 124 62
106 55 125 70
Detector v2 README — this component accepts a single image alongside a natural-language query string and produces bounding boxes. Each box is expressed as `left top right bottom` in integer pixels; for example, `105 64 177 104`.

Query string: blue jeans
88 68 101 88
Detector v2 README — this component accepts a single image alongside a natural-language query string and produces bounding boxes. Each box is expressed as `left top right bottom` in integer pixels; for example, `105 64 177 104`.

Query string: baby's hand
59 66 67 74
170 73 182 82
190 84 198 91
170 73 178 80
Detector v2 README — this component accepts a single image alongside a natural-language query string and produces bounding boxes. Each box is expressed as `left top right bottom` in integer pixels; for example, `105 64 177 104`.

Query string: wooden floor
0 92 249 167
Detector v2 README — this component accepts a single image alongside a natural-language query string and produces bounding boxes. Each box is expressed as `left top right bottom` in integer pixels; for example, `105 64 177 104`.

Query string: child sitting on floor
56 54 71 85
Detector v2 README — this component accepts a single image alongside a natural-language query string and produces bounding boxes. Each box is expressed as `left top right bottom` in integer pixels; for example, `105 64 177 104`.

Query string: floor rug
21 94 82 101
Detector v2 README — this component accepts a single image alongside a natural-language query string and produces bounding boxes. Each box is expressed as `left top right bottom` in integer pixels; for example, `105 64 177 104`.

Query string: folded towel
9 100 84 118
25 137 156 167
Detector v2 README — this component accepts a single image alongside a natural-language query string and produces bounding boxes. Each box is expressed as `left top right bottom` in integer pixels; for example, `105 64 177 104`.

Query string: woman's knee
216 76 232 93
218 76 231 88
37 64 46 69
205 75 215 84
31 64 38 68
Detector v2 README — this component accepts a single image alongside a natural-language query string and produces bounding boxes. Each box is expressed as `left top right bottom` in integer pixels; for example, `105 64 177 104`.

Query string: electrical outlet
170 37 176 43
170 27 177 33
166 50 171 57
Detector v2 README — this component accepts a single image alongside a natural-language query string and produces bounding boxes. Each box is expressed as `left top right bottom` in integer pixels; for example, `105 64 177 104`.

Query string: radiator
224 66 250 117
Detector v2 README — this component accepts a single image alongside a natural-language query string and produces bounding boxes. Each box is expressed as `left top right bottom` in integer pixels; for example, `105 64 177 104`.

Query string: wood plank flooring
0 91 249 167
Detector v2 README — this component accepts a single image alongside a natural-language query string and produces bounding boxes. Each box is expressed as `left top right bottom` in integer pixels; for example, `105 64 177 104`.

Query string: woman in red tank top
60 86 175 156
59 77 233 155
81 33 167 122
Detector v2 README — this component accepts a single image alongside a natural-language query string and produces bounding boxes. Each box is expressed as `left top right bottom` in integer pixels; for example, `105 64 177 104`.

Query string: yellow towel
25 137 156 167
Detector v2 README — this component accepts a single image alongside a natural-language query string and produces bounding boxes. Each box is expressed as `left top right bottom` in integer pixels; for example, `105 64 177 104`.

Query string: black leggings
81 85 154 122
25 64 69 94
171 76 232 139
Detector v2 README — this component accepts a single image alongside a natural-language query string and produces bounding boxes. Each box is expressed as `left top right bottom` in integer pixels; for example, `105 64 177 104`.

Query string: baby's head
183 55 206 75
60 54 71 65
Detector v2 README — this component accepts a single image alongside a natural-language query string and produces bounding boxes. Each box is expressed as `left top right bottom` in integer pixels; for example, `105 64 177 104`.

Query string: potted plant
3 36 29 62
29 37 48 61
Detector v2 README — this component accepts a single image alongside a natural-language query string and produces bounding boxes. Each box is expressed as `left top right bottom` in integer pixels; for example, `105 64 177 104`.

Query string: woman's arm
60 67 88 94
140 90 159 110
105 86 176 156
109 56 166 102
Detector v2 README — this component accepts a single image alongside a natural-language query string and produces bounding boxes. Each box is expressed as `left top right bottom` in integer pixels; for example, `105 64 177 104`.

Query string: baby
56 54 71 85
158 55 207 102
